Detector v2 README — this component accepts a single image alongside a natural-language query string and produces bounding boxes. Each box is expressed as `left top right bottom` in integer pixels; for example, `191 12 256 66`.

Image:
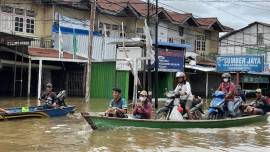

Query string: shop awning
185 64 216 72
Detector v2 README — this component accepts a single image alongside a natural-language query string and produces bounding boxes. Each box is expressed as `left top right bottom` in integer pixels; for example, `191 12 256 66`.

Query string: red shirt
218 82 236 100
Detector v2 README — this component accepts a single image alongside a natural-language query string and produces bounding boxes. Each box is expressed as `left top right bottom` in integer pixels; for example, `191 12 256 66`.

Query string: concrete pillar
27 59 32 98
37 60 43 106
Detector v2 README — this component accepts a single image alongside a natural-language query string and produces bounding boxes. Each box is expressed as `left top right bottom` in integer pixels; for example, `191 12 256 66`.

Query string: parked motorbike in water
207 91 243 119
155 91 203 120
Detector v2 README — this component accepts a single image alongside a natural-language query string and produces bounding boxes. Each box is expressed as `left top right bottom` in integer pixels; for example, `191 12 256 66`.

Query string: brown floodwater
0 97 270 152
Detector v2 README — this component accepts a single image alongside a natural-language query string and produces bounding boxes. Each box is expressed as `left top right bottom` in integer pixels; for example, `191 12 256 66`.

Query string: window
106 31 110 37
15 8 24 15
15 17 24 32
136 28 144 33
196 40 201 51
105 23 111 29
181 39 185 44
26 18 35 33
201 41 205 51
112 25 119 30
1 6 13 13
99 22 103 29
257 33 264 45
178 27 184 36
120 32 126 37
195 35 206 52
168 38 174 43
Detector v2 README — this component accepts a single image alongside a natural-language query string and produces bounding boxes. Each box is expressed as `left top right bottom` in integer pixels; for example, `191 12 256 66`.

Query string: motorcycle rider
174 72 194 119
217 73 236 117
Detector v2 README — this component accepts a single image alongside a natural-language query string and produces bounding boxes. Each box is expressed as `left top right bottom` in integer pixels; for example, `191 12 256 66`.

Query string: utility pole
154 0 159 109
147 0 151 93
85 0 96 102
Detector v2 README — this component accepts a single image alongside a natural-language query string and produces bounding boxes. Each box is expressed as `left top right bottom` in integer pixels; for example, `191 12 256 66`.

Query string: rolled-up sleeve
122 99 128 109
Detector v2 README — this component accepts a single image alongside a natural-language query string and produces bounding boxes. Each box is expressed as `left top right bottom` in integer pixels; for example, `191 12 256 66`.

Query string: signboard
116 47 143 71
158 48 185 72
241 75 269 84
217 56 264 72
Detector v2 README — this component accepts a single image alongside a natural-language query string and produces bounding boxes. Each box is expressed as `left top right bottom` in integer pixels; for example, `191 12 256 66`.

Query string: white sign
116 47 143 71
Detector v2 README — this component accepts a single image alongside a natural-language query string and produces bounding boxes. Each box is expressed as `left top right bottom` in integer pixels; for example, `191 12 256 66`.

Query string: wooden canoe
0 112 48 120
0 105 75 121
81 112 269 129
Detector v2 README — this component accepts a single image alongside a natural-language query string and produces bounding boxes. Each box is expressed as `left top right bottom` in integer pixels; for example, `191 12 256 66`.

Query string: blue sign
158 49 185 72
217 56 264 72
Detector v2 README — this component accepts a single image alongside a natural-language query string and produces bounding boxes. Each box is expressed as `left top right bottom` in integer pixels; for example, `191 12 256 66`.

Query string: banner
116 47 143 71
216 56 264 72
158 49 185 72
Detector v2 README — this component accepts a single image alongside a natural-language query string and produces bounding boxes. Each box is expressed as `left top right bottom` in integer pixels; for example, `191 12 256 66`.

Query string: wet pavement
0 97 270 152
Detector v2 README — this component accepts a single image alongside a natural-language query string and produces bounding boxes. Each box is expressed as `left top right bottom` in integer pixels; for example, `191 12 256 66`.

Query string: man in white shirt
174 72 194 119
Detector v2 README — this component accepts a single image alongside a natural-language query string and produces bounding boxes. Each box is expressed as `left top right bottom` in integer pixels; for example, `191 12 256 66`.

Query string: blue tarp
153 41 192 49
52 23 102 36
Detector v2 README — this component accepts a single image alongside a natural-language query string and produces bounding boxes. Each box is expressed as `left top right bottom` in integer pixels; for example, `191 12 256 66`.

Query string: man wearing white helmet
174 72 194 119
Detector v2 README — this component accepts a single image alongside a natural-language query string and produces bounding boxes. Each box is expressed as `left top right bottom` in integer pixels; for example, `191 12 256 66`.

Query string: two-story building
219 21 270 94
0 0 231 99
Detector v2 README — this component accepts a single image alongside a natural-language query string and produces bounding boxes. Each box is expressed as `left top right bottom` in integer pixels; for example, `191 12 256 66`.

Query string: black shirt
41 92 57 104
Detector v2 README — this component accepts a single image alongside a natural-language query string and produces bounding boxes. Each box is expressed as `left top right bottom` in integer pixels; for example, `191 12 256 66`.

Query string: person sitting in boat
105 88 128 118
133 90 152 119
174 72 194 119
39 83 57 109
244 89 270 115
217 73 236 117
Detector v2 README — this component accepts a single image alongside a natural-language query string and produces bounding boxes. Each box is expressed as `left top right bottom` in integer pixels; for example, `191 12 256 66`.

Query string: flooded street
0 97 270 152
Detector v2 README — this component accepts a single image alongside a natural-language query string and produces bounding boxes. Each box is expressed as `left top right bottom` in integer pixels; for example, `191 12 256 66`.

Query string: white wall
219 23 270 64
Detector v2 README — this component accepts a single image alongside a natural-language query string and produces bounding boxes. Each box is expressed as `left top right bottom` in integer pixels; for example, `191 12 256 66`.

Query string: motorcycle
207 91 243 119
155 91 203 120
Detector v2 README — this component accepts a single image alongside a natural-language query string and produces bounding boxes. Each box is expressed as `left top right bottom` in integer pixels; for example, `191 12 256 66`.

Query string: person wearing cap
105 88 128 118
133 90 152 119
39 83 57 109
217 73 236 117
174 72 194 119
244 89 270 115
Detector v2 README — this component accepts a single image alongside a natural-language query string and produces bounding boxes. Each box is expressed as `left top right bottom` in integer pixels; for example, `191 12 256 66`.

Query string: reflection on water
0 97 270 152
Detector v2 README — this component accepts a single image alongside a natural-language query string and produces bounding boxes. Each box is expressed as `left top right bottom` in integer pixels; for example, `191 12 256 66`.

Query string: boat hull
82 113 269 129
0 105 75 121
0 112 48 120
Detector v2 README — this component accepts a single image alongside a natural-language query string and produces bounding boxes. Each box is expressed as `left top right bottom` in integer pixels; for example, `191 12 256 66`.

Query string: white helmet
176 72 185 78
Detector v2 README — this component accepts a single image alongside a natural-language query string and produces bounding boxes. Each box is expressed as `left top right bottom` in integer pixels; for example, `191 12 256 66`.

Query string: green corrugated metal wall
157 72 174 98
91 62 129 99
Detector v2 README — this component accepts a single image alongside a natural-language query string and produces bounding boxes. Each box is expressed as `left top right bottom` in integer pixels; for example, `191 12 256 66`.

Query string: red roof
168 12 192 23
196 18 219 28
28 48 86 60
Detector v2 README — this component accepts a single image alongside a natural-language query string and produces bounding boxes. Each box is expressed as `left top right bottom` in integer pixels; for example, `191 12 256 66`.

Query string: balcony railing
30 39 54 48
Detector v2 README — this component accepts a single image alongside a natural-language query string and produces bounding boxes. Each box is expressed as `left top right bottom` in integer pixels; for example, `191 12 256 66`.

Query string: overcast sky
157 0 270 30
